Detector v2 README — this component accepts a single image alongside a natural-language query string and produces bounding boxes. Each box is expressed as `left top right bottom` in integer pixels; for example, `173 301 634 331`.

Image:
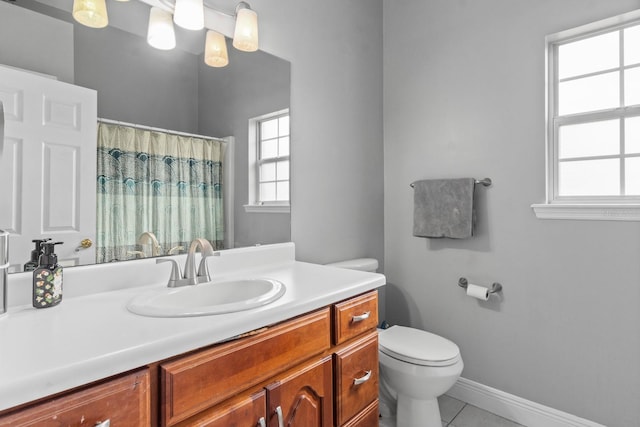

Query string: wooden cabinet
176 355 334 427
164 291 379 427
334 332 379 426
332 291 380 426
1 290 380 427
266 355 333 427
0 369 150 427
342 400 380 427
174 388 267 427
161 308 331 426
333 290 378 345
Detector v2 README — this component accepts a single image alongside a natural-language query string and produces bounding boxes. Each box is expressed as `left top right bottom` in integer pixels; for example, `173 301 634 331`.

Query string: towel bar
457 277 502 294
410 178 492 188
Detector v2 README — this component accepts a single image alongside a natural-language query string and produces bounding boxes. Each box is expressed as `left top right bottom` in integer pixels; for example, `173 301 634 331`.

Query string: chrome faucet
184 238 215 285
137 231 162 257
156 238 215 287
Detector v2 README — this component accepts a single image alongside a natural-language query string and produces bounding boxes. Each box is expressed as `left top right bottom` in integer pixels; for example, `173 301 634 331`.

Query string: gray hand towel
412 178 476 239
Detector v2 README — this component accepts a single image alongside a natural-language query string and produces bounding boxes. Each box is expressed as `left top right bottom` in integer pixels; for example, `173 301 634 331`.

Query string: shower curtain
96 122 226 263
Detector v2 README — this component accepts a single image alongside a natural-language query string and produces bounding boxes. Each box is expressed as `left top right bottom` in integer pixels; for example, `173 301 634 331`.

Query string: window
533 10 640 220
246 110 290 213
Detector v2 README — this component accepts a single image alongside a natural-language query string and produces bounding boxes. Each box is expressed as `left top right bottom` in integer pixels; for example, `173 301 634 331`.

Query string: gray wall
383 1 640 426
255 0 385 268
198 46 291 247
74 24 200 133
0 1 74 83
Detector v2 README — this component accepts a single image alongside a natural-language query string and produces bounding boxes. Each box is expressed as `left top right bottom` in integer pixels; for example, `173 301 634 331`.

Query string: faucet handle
156 258 185 287
197 254 213 284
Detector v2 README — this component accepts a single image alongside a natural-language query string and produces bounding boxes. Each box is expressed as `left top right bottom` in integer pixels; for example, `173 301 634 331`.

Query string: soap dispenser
24 238 51 272
33 241 64 309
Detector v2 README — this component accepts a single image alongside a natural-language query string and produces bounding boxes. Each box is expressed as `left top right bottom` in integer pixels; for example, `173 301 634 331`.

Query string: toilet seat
379 325 461 367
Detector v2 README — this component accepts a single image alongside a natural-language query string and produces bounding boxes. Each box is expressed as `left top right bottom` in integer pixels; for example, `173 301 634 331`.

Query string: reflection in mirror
0 0 291 272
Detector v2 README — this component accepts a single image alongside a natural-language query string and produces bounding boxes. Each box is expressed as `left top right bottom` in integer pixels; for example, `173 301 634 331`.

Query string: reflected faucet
167 245 185 255
156 238 215 287
1 229 9 316
137 231 162 257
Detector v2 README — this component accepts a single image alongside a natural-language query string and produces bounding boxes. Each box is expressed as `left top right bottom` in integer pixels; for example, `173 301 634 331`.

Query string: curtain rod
97 118 226 143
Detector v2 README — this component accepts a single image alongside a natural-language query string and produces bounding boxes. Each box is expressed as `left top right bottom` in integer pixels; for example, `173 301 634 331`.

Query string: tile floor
379 394 526 427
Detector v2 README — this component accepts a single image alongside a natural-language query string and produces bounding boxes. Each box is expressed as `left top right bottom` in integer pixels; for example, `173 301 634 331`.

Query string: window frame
244 109 290 213
532 9 640 221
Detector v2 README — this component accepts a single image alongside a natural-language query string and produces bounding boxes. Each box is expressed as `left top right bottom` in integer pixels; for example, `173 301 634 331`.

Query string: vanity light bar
140 0 243 39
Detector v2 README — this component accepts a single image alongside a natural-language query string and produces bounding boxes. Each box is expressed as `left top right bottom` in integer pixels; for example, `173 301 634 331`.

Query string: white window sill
531 203 640 221
244 204 290 214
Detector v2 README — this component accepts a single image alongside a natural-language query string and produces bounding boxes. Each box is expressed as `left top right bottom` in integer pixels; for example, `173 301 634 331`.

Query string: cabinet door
266 355 333 427
161 308 331 426
0 369 150 426
175 389 267 427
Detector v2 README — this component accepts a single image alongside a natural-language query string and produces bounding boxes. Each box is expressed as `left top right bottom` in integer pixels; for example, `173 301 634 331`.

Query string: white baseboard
447 377 607 427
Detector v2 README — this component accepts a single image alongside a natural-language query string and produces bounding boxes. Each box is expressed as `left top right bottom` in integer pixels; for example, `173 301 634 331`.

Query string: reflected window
548 17 640 200
246 110 290 212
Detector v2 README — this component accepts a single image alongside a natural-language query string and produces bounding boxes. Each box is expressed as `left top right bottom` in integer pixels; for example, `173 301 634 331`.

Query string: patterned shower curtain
96 122 226 263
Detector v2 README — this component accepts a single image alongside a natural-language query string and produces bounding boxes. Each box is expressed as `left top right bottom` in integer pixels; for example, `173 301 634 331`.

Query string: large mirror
0 0 291 272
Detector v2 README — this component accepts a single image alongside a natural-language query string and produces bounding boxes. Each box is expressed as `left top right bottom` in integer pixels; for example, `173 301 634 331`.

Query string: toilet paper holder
458 277 502 294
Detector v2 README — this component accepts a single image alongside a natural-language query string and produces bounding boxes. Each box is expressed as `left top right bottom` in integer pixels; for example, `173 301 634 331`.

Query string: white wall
383 1 640 426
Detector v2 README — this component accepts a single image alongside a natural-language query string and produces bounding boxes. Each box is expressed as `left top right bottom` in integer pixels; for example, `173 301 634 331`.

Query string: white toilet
327 258 464 427
378 326 463 427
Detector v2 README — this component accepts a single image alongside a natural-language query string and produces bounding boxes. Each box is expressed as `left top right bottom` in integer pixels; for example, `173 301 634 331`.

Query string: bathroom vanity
0 243 384 426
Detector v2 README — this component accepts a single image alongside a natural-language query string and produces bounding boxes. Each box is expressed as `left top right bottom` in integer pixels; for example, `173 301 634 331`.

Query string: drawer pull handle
353 370 372 386
276 405 284 427
258 416 266 427
94 420 110 427
352 311 371 323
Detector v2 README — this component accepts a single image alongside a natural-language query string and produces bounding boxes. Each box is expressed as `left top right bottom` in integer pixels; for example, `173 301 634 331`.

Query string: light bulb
173 0 204 31
205 31 229 67
233 6 258 52
72 0 108 29
147 7 176 50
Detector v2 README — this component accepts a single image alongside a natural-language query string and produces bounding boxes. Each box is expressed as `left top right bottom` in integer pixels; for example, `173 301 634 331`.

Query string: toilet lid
379 326 461 367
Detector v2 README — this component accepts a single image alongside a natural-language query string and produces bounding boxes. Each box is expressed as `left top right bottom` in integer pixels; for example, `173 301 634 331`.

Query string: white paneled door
0 65 97 271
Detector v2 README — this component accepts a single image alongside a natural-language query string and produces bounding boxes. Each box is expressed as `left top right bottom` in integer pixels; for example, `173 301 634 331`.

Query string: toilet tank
326 258 378 273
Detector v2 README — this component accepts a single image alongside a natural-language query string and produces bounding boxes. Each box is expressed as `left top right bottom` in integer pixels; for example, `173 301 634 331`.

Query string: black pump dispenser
39 242 63 266
32 241 64 308
24 239 51 272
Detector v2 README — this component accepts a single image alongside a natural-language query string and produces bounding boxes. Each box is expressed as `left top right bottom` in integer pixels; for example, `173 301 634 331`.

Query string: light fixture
72 0 109 28
173 0 204 31
147 7 176 50
204 30 229 67
232 2 258 52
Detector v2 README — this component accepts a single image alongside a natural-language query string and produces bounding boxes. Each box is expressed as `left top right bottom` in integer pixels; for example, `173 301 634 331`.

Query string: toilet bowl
326 258 463 427
379 326 463 427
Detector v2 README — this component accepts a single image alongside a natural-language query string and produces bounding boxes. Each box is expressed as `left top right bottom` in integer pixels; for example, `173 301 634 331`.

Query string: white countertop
0 243 385 412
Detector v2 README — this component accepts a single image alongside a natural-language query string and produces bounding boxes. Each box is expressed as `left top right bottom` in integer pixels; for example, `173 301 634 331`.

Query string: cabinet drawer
342 400 379 427
333 291 378 345
334 331 379 426
161 308 331 426
0 369 150 427
175 389 266 427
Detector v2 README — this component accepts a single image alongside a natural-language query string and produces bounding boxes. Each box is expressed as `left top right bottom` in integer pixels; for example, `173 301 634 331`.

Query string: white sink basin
127 278 286 317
